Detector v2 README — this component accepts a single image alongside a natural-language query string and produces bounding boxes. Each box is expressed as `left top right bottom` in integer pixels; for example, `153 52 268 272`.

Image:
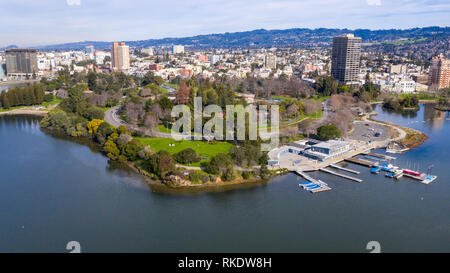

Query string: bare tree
143 113 158 129
303 99 321 115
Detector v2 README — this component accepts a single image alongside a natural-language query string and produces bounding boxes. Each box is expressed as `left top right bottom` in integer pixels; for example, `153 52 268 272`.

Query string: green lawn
164 83 179 88
159 87 168 94
311 95 329 102
270 95 291 101
157 125 172 133
399 93 437 100
41 96 62 107
136 137 234 167
0 105 27 112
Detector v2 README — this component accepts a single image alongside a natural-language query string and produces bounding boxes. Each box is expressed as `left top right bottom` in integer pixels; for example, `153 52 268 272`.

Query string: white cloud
67 0 81 6
366 0 382 6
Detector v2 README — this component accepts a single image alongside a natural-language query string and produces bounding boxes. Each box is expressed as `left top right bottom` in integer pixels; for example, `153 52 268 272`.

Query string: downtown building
111 42 130 72
429 54 450 92
171 45 184 55
5 48 38 78
331 34 362 85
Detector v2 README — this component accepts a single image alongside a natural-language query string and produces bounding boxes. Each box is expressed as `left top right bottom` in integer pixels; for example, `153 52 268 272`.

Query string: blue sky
0 0 449 47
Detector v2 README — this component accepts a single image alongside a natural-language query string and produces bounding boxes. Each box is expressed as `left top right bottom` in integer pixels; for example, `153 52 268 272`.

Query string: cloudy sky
0 0 449 47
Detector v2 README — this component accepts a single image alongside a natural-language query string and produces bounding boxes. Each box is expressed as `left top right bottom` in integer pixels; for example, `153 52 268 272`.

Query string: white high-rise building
172 45 184 54
142 47 154 56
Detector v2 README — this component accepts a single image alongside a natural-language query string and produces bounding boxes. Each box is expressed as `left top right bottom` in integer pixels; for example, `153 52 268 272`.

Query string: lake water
0 104 449 253
0 83 26 93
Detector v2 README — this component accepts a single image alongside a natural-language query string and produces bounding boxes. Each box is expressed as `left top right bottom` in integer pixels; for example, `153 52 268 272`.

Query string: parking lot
347 121 391 142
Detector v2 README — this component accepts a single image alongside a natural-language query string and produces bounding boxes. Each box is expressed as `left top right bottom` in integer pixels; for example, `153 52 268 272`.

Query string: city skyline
0 0 449 47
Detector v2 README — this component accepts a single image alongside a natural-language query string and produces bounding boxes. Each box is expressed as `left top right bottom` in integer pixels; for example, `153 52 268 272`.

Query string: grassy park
136 137 234 166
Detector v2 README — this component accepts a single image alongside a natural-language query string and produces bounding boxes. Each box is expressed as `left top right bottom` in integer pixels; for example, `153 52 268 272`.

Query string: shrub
173 148 201 164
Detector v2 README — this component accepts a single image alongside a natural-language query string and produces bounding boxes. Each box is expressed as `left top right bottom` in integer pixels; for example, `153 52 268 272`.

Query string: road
161 84 176 93
105 106 126 127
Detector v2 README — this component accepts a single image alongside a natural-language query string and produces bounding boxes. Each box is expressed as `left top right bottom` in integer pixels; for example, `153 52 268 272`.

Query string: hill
34 26 450 51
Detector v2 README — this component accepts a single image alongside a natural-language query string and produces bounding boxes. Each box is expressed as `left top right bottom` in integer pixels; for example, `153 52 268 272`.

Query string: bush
43 94 54 102
205 154 233 175
242 171 252 179
173 148 201 164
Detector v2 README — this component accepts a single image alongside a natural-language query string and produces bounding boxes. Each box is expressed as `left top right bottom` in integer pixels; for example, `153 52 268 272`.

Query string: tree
157 97 173 111
43 93 54 102
1 91 10 109
104 139 120 160
317 124 341 140
87 119 104 134
173 148 200 164
147 150 175 178
40 108 71 132
205 154 233 176
123 139 144 161
315 76 338 96
222 167 236 181
175 82 191 104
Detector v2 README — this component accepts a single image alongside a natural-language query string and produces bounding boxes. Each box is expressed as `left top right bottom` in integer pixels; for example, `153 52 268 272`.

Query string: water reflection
423 104 446 131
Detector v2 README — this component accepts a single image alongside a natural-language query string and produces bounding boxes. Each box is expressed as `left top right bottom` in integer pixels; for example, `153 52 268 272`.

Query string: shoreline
0 109 48 116
0 79 39 87
368 112 428 149
370 99 437 105
126 160 283 192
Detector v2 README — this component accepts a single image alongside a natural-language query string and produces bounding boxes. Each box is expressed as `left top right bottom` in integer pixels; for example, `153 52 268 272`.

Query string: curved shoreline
368 111 428 149
126 160 283 193
0 109 48 116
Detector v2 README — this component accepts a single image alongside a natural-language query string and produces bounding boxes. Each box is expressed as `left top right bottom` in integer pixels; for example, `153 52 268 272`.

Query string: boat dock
329 164 360 174
295 170 332 193
402 170 438 184
364 152 396 160
319 168 363 183
344 157 377 167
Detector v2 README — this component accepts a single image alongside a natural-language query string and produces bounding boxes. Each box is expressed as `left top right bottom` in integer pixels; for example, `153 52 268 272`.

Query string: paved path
105 106 127 127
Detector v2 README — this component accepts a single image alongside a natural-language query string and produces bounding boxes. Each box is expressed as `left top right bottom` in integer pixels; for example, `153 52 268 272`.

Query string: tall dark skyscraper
5 48 38 76
331 34 361 84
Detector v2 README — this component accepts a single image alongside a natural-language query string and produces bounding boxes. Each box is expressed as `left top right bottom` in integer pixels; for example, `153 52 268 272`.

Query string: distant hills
30 26 450 51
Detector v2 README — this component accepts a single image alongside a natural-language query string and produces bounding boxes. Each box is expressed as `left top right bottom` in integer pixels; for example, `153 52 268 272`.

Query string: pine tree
2 93 10 109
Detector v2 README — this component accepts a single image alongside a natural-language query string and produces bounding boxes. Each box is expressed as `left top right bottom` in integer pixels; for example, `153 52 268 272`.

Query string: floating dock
319 168 363 183
363 152 396 160
295 170 332 193
329 164 360 174
345 157 377 167
402 170 438 184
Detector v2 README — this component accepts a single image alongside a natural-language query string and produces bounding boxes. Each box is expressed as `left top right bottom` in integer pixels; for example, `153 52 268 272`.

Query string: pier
295 170 332 193
364 152 396 160
319 168 363 183
344 157 377 167
329 164 360 174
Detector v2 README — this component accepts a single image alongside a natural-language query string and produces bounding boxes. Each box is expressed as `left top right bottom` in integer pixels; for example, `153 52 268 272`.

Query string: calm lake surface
0 104 449 253
0 83 26 93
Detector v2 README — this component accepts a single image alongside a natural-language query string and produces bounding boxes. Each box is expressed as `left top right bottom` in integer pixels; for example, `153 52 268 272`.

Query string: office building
142 47 154 56
172 45 184 55
111 42 130 72
331 34 362 84
5 48 38 76
429 54 450 91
